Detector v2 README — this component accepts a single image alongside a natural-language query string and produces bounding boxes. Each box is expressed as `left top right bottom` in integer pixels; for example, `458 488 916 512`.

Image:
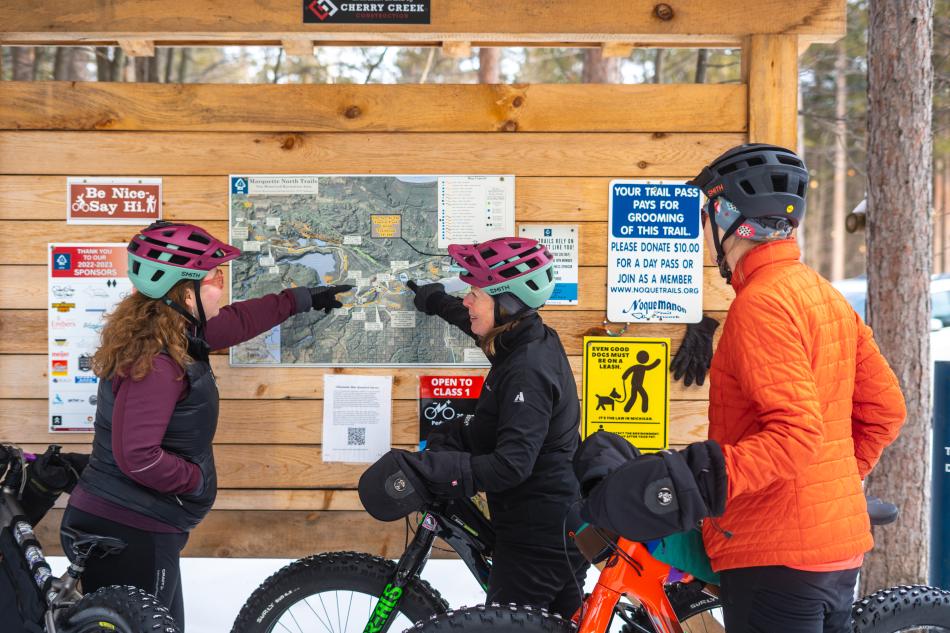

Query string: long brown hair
478 318 522 358
93 281 193 381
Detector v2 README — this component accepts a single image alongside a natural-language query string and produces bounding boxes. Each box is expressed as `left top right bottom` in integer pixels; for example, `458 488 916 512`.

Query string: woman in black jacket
408 237 587 617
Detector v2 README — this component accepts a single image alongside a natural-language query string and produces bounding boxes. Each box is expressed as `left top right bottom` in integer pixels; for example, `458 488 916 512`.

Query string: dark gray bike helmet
688 144 809 283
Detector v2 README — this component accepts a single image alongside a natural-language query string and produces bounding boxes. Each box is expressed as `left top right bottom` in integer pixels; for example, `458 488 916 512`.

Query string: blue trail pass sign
607 181 704 323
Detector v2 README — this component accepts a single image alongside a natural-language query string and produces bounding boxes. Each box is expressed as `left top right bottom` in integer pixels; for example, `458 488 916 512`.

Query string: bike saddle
62 527 127 561
866 495 899 526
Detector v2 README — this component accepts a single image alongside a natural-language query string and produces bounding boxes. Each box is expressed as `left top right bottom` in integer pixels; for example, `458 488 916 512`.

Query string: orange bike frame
574 538 689 633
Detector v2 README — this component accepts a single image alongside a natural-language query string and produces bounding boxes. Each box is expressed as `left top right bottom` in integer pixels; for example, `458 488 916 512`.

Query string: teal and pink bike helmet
448 237 557 319
127 221 240 299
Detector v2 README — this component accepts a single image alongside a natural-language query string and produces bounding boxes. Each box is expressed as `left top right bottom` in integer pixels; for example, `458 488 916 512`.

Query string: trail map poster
228 175 514 366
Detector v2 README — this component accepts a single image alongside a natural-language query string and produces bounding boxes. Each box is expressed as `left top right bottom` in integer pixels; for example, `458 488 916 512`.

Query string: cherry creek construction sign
304 0 430 23
67 177 162 225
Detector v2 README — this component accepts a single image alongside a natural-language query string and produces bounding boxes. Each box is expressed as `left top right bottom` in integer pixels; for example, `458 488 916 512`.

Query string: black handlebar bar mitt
580 448 710 543
358 449 431 522
573 431 642 497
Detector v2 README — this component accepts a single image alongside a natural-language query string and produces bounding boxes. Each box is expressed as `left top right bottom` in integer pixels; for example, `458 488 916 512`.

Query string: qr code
347 427 366 446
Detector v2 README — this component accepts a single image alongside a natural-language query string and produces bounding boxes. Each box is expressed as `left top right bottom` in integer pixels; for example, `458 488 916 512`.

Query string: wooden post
282 39 314 57
442 41 472 59
745 34 799 149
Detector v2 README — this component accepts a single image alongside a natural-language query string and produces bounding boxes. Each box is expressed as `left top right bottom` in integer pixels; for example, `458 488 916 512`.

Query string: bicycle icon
71 195 89 212
423 400 457 422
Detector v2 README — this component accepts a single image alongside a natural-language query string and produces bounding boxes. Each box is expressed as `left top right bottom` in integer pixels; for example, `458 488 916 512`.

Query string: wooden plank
281 39 313 57
442 41 472 58
117 39 155 57
0 306 732 355
0 221 728 270
4 398 712 448
746 34 799 148
0 263 730 310
35 509 439 559
602 42 634 58
0 1 847 44
0 82 747 135
0 131 745 177
0 343 724 401
0 176 710 223
52 488 366 512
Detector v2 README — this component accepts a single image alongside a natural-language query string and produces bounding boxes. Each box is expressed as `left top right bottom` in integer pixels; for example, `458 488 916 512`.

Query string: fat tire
411 603 576 633
231 551 449 633
852 584 950 633
60 585 180 633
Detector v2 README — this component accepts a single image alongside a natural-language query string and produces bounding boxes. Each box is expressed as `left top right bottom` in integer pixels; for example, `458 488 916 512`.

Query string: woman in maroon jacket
61 221 351 629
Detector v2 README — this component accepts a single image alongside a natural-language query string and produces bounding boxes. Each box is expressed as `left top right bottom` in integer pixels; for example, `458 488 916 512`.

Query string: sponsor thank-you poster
49 244 132 432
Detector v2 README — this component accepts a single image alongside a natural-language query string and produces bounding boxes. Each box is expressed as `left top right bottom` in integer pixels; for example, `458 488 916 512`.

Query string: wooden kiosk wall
0 2 842 558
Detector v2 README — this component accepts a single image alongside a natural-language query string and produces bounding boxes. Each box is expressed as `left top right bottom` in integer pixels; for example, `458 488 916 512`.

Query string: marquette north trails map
228 175 514 366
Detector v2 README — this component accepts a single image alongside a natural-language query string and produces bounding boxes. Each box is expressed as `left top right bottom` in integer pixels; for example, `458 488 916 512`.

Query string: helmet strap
161 297 201 329
708 201 745 285
493 292 535 325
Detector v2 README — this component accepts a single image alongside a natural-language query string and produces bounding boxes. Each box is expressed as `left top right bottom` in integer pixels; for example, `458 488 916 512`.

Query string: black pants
60 506 189 629
719 565 860 633
487 540 589 618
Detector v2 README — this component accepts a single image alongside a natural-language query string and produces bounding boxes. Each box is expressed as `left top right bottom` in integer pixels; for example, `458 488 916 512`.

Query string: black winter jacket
427 293 582 545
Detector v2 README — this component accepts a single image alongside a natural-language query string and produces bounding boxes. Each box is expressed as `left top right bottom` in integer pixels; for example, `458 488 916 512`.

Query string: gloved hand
671 315 720 387
309 284 354 314
425 420 467 452
406 280 447 316
580 438 727 543
573 431 641 496
21 446 89 525
403 450 475 500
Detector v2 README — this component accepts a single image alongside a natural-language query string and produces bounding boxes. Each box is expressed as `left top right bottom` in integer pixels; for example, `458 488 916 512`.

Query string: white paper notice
437 176 515 248
323 375 393 463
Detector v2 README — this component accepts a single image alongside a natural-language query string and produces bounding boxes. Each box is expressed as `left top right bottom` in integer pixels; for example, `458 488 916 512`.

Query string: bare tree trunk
653 49 664 83
177 48 190 83
582 49 619 84
32 48 47 80
134 57 159 83
11 48 34 81
95 47 112 81
862 0 934 592
478 48 501 83
831 41 848 281
797 88 807 255
53 48 71 80
111 49 125 82
694 49 708 84
164 49 175 83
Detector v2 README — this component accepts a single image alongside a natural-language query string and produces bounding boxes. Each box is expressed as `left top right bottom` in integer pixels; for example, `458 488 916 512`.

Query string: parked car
832 274 950 360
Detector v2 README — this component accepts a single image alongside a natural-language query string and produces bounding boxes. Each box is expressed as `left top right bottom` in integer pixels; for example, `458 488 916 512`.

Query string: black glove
580 439 727 543
573 431 641 496
402 450 475 500
21 446 88 526
425 420 467 452
309 284 353 314
671 316 720 387
406 280 447 316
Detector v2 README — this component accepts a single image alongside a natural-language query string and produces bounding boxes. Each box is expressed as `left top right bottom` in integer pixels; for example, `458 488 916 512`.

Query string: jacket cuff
288 287 313 314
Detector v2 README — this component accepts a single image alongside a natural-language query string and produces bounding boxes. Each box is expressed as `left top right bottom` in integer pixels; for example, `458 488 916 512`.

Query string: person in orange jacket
687 144 907 633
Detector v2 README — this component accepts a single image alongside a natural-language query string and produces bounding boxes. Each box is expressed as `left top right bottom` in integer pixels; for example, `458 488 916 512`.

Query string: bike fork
362 516 438 633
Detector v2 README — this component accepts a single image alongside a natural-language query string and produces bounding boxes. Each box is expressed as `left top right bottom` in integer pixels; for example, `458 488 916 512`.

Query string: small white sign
519 224 578 305
322 375 392 463
607 181 704 323
437 176 515 248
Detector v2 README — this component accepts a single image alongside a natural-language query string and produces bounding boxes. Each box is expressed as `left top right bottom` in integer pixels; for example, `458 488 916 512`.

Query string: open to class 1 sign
607 181 704 324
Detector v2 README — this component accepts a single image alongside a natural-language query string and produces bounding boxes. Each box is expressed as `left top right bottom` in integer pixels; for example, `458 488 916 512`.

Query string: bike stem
361 515 438 633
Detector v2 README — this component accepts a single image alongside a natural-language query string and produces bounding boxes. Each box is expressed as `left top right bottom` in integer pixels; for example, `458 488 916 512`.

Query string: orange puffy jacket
702 240 906 571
